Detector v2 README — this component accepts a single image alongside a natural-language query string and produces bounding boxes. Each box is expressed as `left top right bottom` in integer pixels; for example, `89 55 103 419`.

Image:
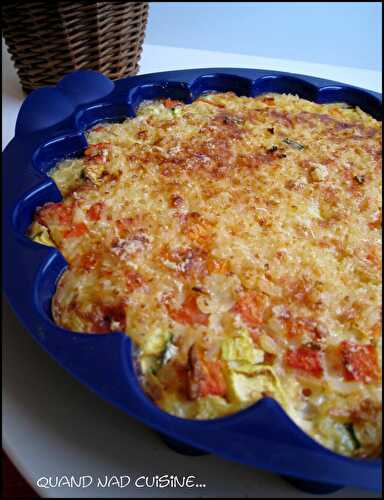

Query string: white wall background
145 2 382 71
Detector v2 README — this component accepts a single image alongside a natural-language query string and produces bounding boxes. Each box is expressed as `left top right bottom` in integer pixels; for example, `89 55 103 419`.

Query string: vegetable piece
282 138 305 150
335 422 361 454
226 372 268 403
225 367 280 404
188 344 226 399
83 162 106 185
221 329 264 365
285 317 323 340
28 221 55 247
161 336 178 365
142 329 172 357
63 223 87 238
140 356 160 376
232 291 267 328
163 98 182 109
222 361 287 407
285 346 323 378
338 341 379 383
87 202 104 221
83 143 112 183
344 423 361 450
37 201 74 226
49 159 86 196
318 420 362 455
169 294 209 326
171 107 183 117
195 395 234 419
140 334 178 377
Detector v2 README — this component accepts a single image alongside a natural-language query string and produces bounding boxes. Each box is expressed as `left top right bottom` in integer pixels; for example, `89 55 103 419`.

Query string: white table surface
2 40 382 498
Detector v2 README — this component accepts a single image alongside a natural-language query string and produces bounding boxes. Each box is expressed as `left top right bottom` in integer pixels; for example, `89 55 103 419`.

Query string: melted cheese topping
29 92 382 458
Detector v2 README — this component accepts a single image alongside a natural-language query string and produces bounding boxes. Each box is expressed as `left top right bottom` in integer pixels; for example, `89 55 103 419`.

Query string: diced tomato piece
57 204 74 224
232 291 266 328
163 98 182 109
87 202 104 221
38 202 74 226
64 223 87 238
93 126 105 132
188 345 226 399
169 294 209 326
286 317 324 340
339 341 379 383
285 346 323 378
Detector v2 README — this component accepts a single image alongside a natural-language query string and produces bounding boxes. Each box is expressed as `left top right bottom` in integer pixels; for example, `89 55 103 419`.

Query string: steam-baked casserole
29 92 382 458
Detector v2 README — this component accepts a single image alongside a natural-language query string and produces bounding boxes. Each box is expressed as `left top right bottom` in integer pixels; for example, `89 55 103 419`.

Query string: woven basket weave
2 1 149 94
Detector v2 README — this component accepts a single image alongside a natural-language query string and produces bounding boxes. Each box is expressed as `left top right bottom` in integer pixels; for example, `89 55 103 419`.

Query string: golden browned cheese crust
29 92 382 458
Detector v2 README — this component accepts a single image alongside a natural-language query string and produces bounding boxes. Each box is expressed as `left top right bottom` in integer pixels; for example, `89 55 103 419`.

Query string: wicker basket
2 1 149 94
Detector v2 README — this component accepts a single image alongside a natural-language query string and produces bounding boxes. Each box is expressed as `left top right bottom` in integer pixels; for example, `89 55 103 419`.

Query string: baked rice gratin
28 92 382 458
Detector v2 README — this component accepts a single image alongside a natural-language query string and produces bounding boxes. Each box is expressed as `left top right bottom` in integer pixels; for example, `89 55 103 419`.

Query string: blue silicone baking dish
2 68 382 495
